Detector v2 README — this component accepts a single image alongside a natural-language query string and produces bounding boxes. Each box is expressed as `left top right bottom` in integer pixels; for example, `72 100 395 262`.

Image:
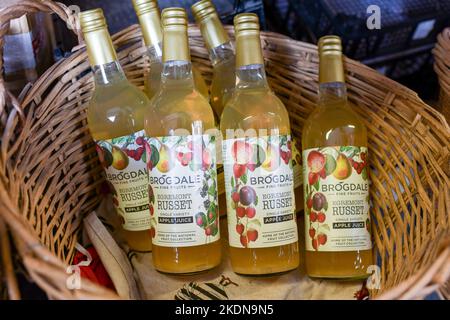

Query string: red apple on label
309 228 316 238
318 233 327 245
317 212 326 223
247 229 258 242
245 207 256 218
310 211 317 222
231 192 240 203
236 206 246 218
236 224 244 235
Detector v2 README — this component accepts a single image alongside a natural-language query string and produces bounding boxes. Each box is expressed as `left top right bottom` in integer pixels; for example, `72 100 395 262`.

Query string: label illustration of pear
333 153 352 180
157 143 175 173
111 146 129 170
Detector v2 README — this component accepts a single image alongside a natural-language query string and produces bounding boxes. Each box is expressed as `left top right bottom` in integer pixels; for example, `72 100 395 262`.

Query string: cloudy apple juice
221 14 299 275
302 36 373 279
144 8 221 274
80 9 154 252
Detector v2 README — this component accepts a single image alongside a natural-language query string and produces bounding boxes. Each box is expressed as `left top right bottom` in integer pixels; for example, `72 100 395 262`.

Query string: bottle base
234 267 298 277
306 273 370 281
155 264 220 276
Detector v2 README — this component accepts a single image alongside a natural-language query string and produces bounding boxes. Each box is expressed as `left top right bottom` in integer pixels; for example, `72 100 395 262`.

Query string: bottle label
223 135 298 249
147 135 220 247
303 146 372 252
95 130 150 231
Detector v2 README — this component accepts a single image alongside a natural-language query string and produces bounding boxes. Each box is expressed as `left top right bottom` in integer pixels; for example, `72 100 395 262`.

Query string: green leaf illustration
324 154 336 176
362 167 368 180
208 184 216 196
313 180 320 191
241 173 248 184
231 176 235 189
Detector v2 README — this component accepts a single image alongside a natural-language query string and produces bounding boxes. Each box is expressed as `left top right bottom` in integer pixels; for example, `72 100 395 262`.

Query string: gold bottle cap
161 8 190 62
79 8 117 66
191 0 229 50
234 13 263 67
132 0 162 47
318 35 345 83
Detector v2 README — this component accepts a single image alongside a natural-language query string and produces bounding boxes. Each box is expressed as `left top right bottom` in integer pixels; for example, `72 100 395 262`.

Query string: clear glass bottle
220 14 299 275
302 36 373 279
144 8 221 274
133 0 209 100
191 0 235 119
80 9 154 252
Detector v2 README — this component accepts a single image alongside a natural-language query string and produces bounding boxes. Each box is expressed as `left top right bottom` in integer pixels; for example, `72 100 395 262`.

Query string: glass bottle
302 36 373 279
144 8 221 274
80 9 154 252
220 13 300 275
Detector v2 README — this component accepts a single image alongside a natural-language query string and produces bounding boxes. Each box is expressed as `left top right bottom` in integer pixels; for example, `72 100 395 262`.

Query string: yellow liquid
144 75 221 274
302 96 373 279
210 57 235 118
193 65 210 100
87 70 152 252
221 86 300 275
145 61 209 100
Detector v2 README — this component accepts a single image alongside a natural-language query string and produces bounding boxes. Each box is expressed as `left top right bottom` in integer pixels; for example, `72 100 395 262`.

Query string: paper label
303 146 372 252
223 135 298 248
95 130 150 231
147 135 220 247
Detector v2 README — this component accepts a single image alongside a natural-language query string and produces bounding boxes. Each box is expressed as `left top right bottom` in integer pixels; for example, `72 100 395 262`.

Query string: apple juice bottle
191 0 235 118
80 9 154 252
133 0 209 100
220 14 299 275
302 36 373 279
144 8 221 274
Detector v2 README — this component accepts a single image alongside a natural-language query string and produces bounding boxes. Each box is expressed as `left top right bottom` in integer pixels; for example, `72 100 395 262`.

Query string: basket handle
0 0 82 118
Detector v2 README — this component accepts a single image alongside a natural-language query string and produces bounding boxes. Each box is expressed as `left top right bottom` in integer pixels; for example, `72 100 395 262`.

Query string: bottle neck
84 27 118 67
138 10 163 50
235 64 269 91
209 41 234 66
161 60 194 90
92 60 127 86
147 42 163 62
199 14 229 52
162 27 190 63
318 82 348 107
235 31 264 68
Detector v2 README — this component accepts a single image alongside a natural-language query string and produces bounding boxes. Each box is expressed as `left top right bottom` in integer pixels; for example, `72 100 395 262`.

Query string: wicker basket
1 1 449 300
434 28 450 123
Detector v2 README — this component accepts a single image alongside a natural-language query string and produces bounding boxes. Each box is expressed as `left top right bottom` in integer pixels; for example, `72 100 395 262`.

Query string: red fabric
72 246 116 291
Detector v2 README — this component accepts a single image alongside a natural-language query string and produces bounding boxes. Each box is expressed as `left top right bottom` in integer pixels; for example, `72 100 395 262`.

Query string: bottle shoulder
302 102 367 148
220 90 290 134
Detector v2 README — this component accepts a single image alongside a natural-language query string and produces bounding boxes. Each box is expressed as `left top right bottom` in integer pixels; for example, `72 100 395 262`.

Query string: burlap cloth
82 196 364 300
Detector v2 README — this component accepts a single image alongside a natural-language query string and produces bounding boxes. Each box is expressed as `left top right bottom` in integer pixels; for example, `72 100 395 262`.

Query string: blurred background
2 0 450 102
1 0 449 300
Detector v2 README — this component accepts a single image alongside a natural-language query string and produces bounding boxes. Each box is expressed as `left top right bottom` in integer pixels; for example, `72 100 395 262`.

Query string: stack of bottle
80 0 373 279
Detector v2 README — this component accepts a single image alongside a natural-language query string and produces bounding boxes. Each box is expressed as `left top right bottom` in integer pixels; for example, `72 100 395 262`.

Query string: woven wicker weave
434 28 450 124
0 1 449 300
